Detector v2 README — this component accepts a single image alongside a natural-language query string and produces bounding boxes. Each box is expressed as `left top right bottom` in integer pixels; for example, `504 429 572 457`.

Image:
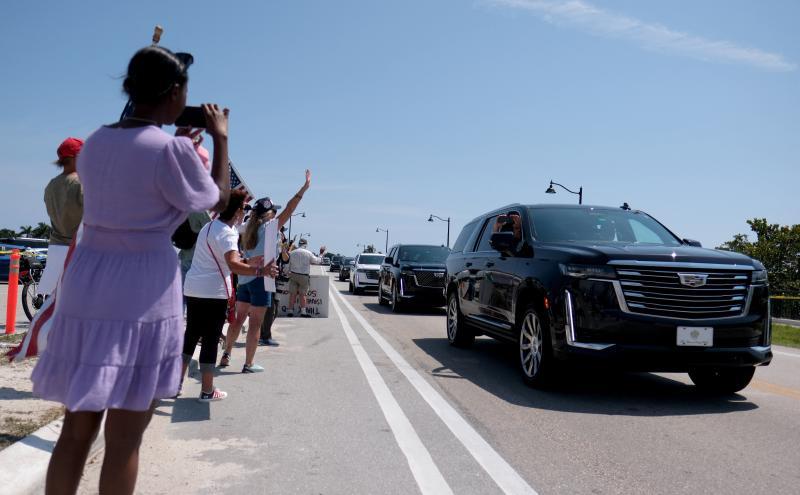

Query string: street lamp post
288 212 306 239
545 180 583 204
376 227 389 253
428 214 451 247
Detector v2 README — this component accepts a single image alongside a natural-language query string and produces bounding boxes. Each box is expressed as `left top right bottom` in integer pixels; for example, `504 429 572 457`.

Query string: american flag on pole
211 161 255 219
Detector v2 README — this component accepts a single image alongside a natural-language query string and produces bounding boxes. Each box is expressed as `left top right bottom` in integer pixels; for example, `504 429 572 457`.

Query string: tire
390 283 403 313
688 367 755 395
353 279 362 295
518 305 553 387
349 280 354 293
378 284 388 306
21 281 43 322
446 291 474 347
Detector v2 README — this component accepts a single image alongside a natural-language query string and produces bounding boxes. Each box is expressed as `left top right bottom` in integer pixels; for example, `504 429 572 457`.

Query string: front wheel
390 283 403 313
378 285 388 306
22 282 44 322
518 305 553 387
446 291 474 347
689 367 755 395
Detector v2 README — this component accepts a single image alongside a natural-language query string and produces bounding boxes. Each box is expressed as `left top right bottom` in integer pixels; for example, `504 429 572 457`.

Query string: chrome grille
413 270 446 288
364 270 379 280
615 266 751 319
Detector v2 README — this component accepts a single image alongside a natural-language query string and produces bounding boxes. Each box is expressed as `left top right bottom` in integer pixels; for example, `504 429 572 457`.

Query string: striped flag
211 161 255 219
6 230 79 362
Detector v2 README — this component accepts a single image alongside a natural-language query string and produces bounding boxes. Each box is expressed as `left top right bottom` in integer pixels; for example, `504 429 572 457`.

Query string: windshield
398 245 450 263
529 207 681 246
358 255 385 265
343 257 354 263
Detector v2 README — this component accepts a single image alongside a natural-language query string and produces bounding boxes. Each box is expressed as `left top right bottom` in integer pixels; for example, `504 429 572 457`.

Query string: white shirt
288 247 321 275
183 220 239 299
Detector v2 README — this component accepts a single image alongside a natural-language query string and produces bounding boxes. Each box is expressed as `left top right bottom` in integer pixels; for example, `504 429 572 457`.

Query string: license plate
677 327 713 347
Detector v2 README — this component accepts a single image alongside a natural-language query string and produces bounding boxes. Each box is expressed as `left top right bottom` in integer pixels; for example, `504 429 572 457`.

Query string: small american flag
211 161 254 219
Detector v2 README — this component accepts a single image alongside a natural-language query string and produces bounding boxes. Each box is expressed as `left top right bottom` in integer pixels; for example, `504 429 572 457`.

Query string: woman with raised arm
31 46 230 495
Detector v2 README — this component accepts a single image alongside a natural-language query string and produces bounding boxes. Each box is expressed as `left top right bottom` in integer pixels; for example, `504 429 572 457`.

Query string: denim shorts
236 278 273 307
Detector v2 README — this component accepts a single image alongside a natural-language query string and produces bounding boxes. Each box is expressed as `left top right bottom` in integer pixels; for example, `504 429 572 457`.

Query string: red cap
56 137 84 161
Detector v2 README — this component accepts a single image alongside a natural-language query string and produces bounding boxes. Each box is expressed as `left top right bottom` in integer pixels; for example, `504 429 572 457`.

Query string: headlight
560 263 616 279
752 269 768 284
400 270 415 277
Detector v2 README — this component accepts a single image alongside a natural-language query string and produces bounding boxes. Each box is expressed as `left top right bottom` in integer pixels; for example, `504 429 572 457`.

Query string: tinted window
475 216 499 252
397 245 450 263
529 207 681 246
451 221 477 253
358 254 385 265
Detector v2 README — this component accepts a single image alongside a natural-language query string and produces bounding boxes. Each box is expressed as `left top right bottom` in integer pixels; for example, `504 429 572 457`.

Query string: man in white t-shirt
287 238 326 317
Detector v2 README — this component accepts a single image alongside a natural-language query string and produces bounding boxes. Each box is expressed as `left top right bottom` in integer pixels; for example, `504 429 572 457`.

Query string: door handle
486 262 495 268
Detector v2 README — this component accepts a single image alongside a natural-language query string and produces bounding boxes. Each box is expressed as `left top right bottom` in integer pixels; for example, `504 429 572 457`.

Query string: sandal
219 352 231 368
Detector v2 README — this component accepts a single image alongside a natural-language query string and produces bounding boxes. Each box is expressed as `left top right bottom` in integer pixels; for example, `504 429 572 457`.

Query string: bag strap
205 221 231 300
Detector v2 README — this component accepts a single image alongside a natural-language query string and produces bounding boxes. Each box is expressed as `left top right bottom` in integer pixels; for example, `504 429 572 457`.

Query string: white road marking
329 295 454 495
333 289 538 495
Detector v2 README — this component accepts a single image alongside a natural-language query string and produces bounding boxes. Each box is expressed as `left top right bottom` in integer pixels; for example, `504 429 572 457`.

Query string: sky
1 0 797 255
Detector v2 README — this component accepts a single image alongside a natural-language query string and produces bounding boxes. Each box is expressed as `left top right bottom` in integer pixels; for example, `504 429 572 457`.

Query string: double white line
330 289 538 495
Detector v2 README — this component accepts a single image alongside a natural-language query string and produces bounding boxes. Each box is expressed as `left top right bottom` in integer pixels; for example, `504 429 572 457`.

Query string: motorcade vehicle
349 253 385 294
445 204 771 393
339 257 355 281
378 244 450 312
330 255 343 272
321 257 331 266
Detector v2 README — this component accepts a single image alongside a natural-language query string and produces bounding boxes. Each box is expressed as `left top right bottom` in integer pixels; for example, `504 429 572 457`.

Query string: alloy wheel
519 312 543 379
447 296 458 341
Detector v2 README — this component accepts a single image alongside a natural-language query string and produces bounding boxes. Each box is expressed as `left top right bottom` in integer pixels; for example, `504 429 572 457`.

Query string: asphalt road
77 274 800 494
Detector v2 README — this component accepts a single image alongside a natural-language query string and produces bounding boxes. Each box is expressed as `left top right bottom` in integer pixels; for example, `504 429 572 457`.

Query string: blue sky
1 0 797 255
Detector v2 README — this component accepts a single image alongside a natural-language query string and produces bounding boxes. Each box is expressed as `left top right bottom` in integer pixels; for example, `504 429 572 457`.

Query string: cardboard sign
274 268 330 318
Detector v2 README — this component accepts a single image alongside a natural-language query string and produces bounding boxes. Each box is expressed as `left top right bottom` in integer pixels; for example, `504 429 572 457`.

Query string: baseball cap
298 238 308 246
253 197 282 216
55 137 84 163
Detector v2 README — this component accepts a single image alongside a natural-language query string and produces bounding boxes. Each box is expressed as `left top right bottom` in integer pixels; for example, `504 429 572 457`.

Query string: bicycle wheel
22 281 43 322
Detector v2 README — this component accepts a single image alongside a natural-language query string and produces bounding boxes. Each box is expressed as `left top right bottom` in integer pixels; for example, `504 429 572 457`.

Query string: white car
349 253 385 294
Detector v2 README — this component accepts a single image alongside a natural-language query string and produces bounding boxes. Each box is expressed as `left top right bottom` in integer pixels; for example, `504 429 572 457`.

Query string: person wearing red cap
39 137 84 296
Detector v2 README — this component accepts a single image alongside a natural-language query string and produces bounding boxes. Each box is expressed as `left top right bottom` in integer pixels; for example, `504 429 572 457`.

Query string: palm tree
32 222 52 239
18 225 34 238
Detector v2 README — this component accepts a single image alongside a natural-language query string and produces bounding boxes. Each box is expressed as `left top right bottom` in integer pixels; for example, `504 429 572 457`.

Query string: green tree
32 222 51 239
18 225 34 237
0 228 16 238
717 219 800 295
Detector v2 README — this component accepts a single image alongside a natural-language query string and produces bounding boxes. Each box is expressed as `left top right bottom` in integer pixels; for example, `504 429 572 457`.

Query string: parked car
339 257 355 281
1 242 47 282
349 253 385 294
330 255 343 272
378 244 450 312
445 204 771 393
0 237 48 255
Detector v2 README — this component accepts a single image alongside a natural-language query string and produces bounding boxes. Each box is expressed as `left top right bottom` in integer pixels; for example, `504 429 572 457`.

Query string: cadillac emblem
678 273 709 288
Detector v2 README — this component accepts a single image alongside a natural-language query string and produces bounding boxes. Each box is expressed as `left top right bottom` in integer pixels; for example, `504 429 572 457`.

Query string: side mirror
490 231 516 254
683 238 702 247
384 256 393 265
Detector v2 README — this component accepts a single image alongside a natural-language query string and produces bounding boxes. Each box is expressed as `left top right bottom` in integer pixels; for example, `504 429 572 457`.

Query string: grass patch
0 332 25 344
0 406 64 451
772 323 800 349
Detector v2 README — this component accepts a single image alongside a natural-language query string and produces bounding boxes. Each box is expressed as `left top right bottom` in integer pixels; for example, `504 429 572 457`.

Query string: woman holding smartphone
31 46 229 495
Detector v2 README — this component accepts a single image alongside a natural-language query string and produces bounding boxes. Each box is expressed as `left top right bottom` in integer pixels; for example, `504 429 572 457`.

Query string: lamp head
428 215 434 222
545 182 556 194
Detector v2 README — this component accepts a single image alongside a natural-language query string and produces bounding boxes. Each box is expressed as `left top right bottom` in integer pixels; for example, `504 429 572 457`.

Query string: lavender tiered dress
31 125 218 412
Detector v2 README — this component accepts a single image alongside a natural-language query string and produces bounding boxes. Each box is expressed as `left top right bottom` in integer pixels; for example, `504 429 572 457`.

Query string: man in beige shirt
39 137 84 295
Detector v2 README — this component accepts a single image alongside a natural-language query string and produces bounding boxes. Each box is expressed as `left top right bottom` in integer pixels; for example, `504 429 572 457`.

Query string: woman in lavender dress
30 46 231 495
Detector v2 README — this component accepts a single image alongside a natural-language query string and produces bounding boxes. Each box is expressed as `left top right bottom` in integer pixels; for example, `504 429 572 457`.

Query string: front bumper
398 279 446 305
550 279 772 371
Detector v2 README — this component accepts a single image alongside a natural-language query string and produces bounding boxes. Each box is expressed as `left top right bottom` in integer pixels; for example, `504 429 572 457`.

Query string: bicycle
19 251 46 321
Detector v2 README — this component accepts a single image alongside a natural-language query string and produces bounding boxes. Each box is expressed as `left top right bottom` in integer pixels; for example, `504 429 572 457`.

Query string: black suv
445 204 771 393
378 244 450 312
330 255 343 272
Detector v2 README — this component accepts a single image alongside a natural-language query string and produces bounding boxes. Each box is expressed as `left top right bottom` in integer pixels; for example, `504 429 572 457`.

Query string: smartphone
174 106 206 128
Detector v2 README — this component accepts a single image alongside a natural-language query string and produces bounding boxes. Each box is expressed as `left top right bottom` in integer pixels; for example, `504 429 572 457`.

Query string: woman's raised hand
202 104 229 140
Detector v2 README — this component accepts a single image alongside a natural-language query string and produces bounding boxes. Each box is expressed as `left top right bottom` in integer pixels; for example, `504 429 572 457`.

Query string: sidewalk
0 283 60 453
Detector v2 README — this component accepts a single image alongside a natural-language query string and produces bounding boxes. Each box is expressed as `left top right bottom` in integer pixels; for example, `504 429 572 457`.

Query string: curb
0 416 106 495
